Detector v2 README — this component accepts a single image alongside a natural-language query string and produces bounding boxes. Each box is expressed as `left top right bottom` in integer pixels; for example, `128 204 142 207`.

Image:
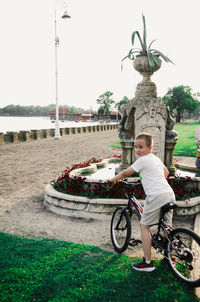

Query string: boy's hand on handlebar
105 179 119 185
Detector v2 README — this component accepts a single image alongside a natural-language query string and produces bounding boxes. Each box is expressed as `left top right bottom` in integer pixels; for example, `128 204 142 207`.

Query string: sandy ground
0 130 119 213
0 130 195 257
0 130 127 252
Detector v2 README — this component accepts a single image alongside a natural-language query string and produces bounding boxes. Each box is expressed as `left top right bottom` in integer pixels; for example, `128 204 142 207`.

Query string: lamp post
54 1 71 140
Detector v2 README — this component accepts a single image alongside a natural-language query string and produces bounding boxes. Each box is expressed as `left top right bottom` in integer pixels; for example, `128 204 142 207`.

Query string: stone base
165 138 178 176
44 184 200 220
119 138 134 170
44 184 128 220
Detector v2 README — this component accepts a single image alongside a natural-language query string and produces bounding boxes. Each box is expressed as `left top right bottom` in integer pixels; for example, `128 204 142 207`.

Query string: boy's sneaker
132 258 155 272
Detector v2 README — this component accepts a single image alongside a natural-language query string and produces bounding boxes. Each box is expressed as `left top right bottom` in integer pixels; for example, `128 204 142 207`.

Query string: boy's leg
140 223 151 261
132 209 159 272
132 223 155 272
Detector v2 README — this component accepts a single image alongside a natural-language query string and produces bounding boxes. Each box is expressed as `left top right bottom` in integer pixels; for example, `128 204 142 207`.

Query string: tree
162 85 199 122
96 91 115 117
115 96 130 112
69 106 75 115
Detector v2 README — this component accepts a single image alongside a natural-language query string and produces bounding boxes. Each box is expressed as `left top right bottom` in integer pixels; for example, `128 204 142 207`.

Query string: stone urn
133 54 161 98
133 54 161 81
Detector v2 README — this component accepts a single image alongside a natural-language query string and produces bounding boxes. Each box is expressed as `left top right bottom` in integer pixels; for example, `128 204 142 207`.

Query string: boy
108 133 176 272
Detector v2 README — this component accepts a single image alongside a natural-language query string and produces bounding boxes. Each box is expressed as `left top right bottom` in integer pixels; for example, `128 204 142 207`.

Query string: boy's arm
164 166 169 178
108 166 135 182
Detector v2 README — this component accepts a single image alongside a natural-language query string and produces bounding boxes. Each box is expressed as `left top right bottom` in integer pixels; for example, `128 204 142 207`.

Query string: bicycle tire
166 227 200 287
110 207 131 253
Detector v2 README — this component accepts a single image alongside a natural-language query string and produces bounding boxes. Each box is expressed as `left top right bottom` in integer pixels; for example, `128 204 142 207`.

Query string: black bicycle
110 180 200 287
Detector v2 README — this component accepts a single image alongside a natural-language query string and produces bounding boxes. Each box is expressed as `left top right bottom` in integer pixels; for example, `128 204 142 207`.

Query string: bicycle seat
161 202 177 213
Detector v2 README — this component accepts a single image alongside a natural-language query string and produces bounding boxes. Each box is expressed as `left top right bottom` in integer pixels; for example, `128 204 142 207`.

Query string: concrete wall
0 123 118 144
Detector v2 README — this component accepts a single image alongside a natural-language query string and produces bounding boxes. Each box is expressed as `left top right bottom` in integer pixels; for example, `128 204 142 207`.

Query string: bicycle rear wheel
110 207 131 253
167 227 200 287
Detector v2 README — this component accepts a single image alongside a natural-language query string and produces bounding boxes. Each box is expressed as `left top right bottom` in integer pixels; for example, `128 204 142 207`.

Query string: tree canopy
96 92 131 117
115 96 130 112
162 85 199 122
96 91 115 116
0 104 85 116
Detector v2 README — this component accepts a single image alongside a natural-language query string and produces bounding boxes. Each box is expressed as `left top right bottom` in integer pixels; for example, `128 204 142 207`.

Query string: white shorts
141 208 173 226
140 191 175 226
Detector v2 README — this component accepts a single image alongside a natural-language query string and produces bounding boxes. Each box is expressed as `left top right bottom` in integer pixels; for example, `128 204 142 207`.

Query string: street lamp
54 1 71 140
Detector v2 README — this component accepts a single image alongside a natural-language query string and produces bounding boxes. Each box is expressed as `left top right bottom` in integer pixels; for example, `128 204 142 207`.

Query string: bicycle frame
128 194 143 221
124 188 174 254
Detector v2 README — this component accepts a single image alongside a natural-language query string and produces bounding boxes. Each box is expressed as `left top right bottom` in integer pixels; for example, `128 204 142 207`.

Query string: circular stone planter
175 162 200 173
44 183 126 220
44 184 200 220
44 157 200 220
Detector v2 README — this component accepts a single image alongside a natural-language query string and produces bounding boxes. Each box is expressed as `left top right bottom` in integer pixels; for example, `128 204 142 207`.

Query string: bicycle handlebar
118 180 141 188
104 179 141 189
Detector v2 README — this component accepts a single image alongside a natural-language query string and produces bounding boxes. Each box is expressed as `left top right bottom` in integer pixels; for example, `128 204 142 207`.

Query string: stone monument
118 55 177 175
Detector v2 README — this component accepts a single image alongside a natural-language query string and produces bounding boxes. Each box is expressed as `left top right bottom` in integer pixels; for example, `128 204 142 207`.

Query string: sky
0 0 200 111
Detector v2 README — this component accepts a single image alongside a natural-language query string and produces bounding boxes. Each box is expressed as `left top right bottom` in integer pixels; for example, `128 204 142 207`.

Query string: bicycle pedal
152 239 166 250
128 238 142 246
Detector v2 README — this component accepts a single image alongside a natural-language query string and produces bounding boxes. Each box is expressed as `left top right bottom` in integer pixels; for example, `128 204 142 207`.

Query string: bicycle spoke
110 207 131 253
167 228 200 286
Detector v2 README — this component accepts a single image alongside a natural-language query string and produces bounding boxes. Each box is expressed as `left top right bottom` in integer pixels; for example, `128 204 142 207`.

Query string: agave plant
122 14 174 73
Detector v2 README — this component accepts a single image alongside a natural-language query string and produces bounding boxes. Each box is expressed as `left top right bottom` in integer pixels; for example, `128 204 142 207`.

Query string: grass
173 120 199 157
110 120 200 157
0 233 198 302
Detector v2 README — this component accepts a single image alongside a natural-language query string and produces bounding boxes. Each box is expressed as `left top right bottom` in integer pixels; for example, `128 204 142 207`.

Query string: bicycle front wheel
167 227 200 287
110 207 131 253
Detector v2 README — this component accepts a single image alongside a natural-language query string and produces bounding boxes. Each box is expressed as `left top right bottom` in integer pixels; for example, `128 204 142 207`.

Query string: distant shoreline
0 116 118 134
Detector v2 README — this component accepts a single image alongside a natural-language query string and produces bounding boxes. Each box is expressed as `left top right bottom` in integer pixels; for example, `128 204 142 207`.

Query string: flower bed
52 156 200 201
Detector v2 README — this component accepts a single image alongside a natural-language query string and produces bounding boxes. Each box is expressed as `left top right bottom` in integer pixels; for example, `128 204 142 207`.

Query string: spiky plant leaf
142 14 147 51
131 31 145 52
121 54 131 71
148 39 157 49
129 49 142 59
152 53 161 67
121 49 135 62
127 49 135 60
151 49 174 64
131 31 137 46
121 49 140 71
147 51 155 73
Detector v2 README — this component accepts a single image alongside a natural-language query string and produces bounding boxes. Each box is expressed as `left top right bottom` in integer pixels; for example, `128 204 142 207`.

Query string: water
86 163 120 180
176 169 196 178
0 116 110 133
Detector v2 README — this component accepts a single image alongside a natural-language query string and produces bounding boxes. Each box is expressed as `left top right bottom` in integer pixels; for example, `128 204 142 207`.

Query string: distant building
93 111 121 121
76 113 93 122
110 111 122 120
49 108 81 121
49 109 121 121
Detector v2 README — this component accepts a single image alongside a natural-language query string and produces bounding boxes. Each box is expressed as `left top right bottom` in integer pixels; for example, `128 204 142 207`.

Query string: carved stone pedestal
118 138 134 172
165 138 177 176
117 54 178 175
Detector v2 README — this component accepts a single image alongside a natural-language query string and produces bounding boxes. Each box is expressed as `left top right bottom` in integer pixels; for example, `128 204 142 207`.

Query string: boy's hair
135 133 153 147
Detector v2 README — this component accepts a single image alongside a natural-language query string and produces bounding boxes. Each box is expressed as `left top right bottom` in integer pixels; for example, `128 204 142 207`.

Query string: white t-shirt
131 153 173 197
